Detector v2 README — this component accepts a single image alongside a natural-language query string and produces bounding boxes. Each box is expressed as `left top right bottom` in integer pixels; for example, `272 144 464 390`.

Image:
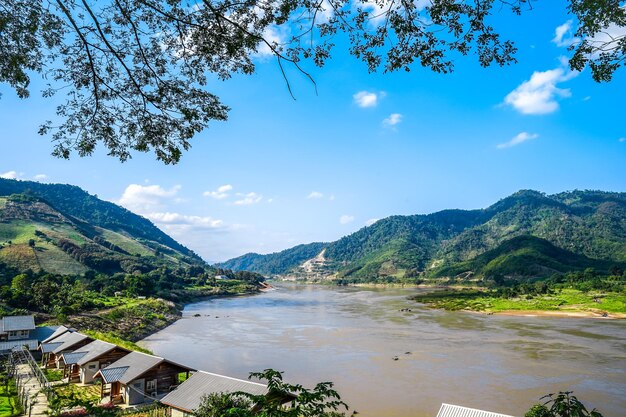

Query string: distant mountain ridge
0 178 205 275
218 190 626 281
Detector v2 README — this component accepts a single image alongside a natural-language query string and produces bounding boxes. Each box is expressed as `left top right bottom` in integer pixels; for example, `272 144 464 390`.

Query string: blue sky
1 1 625 262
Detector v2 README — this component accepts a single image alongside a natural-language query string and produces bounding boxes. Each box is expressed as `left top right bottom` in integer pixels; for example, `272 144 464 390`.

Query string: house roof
1 315 35 332
62 351 88 365
41 325 73 343
32 326 60 342
40 331 91 355
94 351 194 385
436 404 516 417
41 342 63 353
161 371 268 413
75 340 127 366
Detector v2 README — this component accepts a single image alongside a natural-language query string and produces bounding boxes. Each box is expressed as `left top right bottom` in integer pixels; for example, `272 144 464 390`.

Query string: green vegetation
0 376 21 417
525 392 603 417
412 270 626 315
0 178 200 262
52 383 102 407
82 331 152 354
44 369 65 382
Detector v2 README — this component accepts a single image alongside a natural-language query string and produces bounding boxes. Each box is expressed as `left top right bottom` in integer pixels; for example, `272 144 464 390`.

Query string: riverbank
60 283 262 342
410 288 626 318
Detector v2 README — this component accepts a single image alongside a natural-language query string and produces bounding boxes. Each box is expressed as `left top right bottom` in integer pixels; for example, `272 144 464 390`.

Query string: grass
98 228 154 257
412 288 626 314
44 368 65 382
82 330 152 354
0 376 22 417
53 383 102 406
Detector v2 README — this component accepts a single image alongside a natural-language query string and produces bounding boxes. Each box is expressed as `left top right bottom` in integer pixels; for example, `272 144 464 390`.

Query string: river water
141 284 626 417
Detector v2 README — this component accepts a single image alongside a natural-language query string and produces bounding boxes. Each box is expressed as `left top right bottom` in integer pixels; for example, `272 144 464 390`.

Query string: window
88 364 97 370
146 380 157 392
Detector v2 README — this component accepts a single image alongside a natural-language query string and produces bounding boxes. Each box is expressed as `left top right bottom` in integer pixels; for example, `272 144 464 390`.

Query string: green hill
219 190 626 281
0 179 206 275
431 235 623 280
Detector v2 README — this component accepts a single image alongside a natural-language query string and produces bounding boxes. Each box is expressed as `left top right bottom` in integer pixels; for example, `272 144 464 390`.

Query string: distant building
0 315 35 341
0 315 41 351
215 275 229 280
436 403 516 417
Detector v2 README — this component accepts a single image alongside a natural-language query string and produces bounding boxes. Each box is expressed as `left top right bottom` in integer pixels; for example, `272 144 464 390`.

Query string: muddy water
141 285 626 417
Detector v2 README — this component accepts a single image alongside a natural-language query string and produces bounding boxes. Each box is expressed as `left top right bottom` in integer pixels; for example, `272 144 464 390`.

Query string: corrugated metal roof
98 351 163 384
1 315 35 332
437 404 516 417
42 326 72 343
161 371 268 413
98 351 194 385
0 339 39 351
41 342 63 353
32 326 60 342
49 332 91 354
99 366 130 383
62 351 88 365
76 340 124 366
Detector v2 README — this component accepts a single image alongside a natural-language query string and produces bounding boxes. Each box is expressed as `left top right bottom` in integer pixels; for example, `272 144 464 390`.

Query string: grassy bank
0 376 22 417
411 288 626 317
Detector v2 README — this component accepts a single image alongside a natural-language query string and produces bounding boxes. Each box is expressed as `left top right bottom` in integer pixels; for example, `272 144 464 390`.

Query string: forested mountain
216 242 328 275
0 179 204 275
220 190 626 281
0 178 200 259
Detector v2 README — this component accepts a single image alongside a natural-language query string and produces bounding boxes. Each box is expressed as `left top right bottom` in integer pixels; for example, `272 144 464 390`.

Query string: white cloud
203 184 233 199
0 171 20 179
353 91 382 108
383 113 403 127
619 137 626 143
587 23 626 58
365 218 379 226
145 212 225 229
234 192 263 206
504 65 578 115
552 20 580 47
33 174 48 181
339 214 355 224
118 184 181 212
497 132 539 149
307 191 324 199
255 25 289 57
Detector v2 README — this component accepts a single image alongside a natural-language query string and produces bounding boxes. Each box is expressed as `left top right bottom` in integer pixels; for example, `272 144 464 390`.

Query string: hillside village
0 315 290 417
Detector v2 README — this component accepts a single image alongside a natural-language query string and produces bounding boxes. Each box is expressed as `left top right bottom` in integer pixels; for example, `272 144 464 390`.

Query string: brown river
140 284 626 417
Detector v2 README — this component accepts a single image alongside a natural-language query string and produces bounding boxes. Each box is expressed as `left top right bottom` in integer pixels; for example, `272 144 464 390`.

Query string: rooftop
161 371 268 413
40 331 91 354
1 315 35 332
437 404 516 417
95 351 193 385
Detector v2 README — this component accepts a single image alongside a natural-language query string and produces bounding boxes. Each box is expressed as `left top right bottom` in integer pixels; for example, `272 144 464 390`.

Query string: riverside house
59 340 131 383
94 351 194 406
160 371 269 417
39 331 93 368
